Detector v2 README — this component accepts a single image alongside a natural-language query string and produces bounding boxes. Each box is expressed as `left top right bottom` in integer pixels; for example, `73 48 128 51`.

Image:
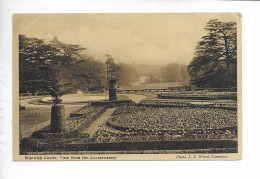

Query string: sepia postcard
13 13 242 161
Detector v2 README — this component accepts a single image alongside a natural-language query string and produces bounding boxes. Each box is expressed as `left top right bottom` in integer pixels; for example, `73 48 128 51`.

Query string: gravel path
81 108 117 137
19 97 50 108
19 94 146 138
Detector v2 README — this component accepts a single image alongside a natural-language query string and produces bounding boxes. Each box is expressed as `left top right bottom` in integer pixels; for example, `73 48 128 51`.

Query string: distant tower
109 79 117 100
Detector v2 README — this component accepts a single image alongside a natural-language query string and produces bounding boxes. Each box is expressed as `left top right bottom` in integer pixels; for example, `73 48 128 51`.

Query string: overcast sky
14 13 238 65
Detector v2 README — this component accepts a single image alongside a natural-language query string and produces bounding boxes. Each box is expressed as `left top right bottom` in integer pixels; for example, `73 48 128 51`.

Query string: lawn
19 105 83 138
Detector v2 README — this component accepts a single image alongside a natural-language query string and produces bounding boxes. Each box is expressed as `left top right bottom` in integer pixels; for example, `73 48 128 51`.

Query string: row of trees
188 19 237 88
20 18 237 95
160 63 189 83
19 35 139 94
105 55 140 87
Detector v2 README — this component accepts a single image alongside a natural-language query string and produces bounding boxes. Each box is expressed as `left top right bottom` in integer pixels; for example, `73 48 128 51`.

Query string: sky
14 13 239 65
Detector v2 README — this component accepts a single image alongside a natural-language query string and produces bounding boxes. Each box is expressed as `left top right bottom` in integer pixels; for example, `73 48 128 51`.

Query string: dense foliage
19 35 139 94
159 63 189 83
188 19 237 88
145 63 189 84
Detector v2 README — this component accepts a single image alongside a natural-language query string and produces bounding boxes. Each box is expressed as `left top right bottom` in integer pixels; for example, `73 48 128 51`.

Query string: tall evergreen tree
19 35 57 94
188 19 237 88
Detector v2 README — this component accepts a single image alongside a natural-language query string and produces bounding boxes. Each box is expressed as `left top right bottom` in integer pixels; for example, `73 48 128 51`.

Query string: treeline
19 35 139 94
145 63 189 84
160 63 189 83
188 19 237 88
104 55 140 87
118 63 140 86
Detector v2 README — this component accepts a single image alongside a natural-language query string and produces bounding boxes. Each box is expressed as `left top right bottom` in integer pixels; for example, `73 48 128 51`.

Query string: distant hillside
129 63 189 85
129 64 166 77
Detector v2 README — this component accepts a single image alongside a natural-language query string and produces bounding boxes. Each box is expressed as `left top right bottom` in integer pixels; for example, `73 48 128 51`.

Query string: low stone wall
157 92 237 100
20 138 237 153
138 103 237 111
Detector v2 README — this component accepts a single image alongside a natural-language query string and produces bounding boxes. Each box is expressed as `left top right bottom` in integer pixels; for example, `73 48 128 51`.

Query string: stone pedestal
51 104 67 133
109 88 117 100
109 79 117 100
